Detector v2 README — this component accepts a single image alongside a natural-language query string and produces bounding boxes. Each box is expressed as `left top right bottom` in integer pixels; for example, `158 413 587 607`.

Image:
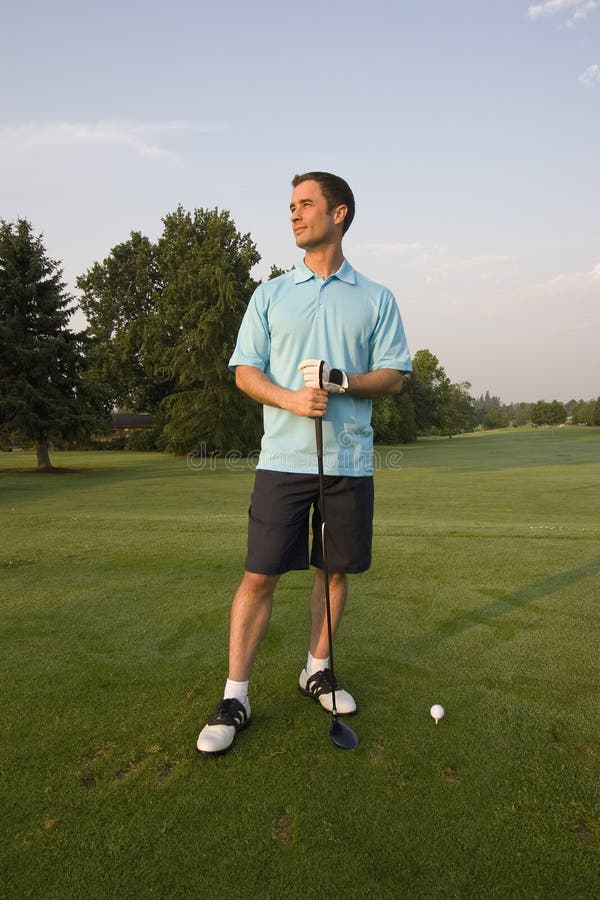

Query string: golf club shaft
315 417 338 718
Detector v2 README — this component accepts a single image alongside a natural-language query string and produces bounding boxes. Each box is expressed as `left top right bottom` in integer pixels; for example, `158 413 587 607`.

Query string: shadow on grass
0 466 89 474
0 453 197 507
409 557 600 656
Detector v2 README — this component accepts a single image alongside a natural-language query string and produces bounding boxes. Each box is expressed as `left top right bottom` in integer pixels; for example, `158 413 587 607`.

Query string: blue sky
1 0 598 402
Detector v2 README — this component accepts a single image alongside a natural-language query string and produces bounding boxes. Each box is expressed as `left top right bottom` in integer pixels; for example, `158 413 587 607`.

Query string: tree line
1 211 598 470
471 392 600 430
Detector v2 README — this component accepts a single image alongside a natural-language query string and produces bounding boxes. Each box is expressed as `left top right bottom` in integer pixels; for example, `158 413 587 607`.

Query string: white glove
298 358 349 393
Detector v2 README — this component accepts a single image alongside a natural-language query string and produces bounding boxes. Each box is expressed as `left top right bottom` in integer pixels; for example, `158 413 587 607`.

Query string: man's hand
285 386 329 418
234 365 328 418
298 359 349 393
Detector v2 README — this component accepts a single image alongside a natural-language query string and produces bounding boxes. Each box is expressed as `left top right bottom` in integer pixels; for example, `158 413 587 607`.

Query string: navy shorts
245 470 374 576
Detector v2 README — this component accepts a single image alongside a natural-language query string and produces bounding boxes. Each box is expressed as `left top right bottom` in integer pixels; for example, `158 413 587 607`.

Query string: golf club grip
315 416 324 478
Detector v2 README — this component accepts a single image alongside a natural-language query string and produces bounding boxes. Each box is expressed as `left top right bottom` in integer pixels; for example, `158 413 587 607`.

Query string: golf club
315 416 359 750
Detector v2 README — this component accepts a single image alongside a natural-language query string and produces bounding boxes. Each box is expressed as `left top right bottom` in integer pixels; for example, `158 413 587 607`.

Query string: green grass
1 428 599 898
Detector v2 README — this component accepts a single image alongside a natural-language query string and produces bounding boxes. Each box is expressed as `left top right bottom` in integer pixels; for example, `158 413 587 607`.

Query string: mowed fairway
1 428 599 898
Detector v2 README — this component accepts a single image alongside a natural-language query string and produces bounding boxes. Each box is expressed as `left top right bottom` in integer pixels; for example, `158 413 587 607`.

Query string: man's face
290 180 344 250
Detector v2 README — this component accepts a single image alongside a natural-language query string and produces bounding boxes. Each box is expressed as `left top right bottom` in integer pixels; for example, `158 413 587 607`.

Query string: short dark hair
291 171 355 234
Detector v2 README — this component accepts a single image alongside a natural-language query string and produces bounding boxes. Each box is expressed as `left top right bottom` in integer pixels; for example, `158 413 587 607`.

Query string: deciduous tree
483 406 509 430
78 207 263 454
442 381 474 435
409 349 452 433
372 392 417 444
531 400 567 426
77 231 165 413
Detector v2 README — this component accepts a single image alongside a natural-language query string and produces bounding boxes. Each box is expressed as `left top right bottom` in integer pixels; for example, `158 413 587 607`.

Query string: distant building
110 411 154 439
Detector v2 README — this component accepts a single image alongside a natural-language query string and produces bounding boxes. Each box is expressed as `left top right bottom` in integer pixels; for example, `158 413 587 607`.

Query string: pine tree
0 219 103 469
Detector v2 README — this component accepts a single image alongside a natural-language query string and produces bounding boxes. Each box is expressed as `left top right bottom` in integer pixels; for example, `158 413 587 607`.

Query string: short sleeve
228 286 271 372
369 292 412 373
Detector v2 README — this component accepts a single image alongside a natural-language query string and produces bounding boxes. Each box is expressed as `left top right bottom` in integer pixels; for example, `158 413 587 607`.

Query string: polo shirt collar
294 257 357 285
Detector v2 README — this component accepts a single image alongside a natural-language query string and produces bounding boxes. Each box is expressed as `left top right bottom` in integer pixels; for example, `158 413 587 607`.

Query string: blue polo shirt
229 259 412 476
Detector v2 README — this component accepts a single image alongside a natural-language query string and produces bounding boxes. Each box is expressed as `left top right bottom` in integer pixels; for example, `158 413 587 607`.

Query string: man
197 172 411 755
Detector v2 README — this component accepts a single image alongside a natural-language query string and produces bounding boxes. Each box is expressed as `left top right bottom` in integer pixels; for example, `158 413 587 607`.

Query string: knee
241 570 279 599
316 568 346 589
329 571 347 589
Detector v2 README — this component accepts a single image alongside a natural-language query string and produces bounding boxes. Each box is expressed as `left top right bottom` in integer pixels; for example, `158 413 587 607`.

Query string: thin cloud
0 119 224 162
350 241 429 257
436 253 515 273
528 0 598 25
578 64 600 86
351 241 514 276
350 241 449 273
569 0 599 22
530 261 600 294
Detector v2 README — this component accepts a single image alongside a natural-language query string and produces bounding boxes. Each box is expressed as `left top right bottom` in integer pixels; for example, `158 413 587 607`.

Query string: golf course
1 426 599 898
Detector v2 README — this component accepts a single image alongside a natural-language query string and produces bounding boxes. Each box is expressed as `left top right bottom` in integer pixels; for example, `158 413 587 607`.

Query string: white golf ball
430 704 445 723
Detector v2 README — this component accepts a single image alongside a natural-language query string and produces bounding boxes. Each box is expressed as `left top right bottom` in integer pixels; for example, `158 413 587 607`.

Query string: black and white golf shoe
298 668 357 715
196 697 251 756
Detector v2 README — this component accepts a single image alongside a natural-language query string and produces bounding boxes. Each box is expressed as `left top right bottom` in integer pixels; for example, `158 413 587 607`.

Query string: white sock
306 651 329 677
224 678 249 704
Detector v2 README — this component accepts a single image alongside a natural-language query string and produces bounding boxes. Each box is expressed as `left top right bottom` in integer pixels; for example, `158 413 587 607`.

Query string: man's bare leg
309 568 347 658
300 568 356 714
228 570 280 681
197 571 279 755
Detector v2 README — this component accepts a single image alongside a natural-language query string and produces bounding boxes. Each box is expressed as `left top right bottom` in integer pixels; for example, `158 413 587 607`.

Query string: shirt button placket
316 276 325 318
